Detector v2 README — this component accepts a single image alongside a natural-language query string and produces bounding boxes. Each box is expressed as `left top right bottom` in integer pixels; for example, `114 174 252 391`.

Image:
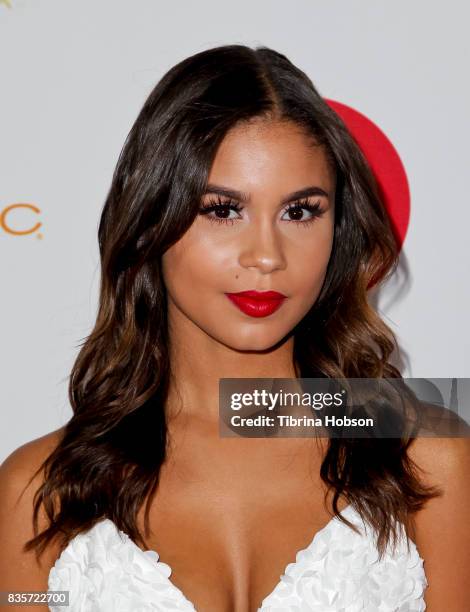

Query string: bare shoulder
407 435 470 488
1 427 65 475
407 436 470 611
0 427 66 599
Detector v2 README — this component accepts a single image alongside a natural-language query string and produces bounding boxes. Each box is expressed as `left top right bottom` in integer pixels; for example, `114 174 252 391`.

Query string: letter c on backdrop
0 203 42 235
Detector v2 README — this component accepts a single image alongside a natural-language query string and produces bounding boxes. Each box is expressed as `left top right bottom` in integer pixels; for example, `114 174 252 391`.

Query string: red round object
325 99 410 251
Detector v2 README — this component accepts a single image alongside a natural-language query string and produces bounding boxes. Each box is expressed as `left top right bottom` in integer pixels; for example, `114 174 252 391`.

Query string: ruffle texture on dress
259 505 427 612
48 518 196 611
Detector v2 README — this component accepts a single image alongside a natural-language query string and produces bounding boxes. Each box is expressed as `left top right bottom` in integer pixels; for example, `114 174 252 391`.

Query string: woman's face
161 118 336 351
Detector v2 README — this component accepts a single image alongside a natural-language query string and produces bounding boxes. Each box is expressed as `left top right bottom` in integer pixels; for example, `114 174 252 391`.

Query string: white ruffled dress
48 504 427 611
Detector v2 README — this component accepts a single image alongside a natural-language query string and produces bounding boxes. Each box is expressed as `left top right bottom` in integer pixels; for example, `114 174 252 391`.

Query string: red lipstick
225 290 287 318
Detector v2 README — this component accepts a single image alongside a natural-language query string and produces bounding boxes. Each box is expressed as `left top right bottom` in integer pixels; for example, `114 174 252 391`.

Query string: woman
1 44 469 611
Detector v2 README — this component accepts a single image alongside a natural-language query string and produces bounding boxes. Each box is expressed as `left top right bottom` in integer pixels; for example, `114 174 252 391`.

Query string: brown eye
280 200 324 225
212 206 236 219
198 197 243 225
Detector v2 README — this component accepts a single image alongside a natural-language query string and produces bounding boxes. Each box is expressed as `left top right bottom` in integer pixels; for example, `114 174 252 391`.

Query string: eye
280 199 324 226
198 197 243 225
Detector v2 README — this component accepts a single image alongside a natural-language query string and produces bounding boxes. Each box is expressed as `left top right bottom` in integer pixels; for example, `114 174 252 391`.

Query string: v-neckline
114 503 354 611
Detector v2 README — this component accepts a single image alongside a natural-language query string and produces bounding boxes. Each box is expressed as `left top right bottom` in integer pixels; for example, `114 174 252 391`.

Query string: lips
225 290 287 318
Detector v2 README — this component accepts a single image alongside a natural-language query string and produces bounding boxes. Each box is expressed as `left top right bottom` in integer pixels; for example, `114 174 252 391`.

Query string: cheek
287 227 334 295
161 231 230 298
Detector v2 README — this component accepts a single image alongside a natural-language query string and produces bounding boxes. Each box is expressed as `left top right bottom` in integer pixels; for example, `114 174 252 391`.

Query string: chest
134 436 344 612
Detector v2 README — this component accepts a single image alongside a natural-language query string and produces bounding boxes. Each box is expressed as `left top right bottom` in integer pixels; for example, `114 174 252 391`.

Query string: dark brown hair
23 44 441 561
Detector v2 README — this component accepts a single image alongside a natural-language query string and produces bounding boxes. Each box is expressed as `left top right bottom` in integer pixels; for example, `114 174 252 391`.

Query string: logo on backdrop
325 99 410 250
0 203 43 238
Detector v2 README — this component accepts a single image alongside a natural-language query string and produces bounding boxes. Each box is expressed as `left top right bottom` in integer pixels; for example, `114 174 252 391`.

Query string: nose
238 218 287 274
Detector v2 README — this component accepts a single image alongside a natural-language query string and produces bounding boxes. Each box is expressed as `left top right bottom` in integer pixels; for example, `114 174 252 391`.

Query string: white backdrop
1 0 469 461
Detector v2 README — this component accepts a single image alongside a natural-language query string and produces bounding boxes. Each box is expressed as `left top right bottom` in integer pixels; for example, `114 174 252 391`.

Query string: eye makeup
198 195 325 227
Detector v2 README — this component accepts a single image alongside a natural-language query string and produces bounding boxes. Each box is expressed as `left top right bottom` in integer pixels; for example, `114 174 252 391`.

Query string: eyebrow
203 183 329 204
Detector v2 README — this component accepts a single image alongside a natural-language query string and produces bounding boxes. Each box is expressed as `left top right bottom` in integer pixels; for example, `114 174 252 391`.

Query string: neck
165 313 298 426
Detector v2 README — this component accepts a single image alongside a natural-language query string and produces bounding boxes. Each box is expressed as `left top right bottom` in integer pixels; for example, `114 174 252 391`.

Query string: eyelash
198 196 325 227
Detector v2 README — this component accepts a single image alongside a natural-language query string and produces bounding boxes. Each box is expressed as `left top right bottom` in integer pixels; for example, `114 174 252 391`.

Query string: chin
223 330 290 353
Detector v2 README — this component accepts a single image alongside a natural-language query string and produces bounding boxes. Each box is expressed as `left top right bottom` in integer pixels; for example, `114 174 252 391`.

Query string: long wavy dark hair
24 44 441 562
